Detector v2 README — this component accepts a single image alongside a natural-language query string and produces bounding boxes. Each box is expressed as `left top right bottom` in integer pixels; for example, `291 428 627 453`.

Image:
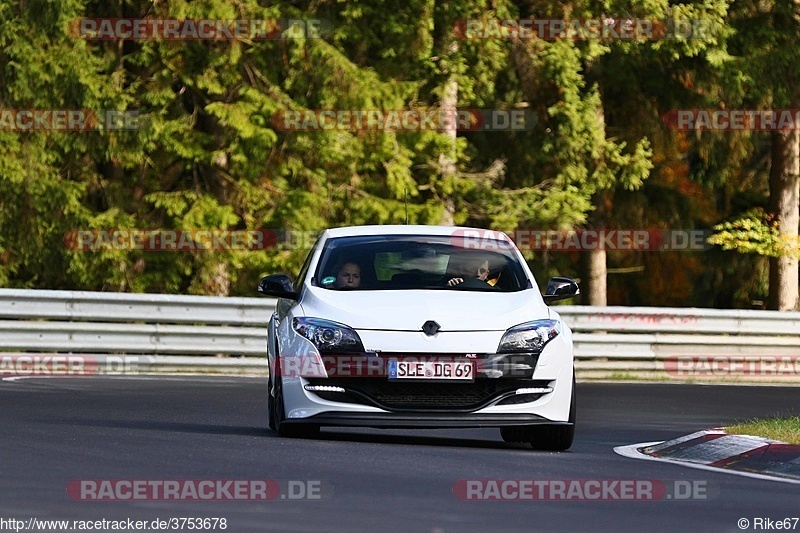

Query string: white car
257 225 579 450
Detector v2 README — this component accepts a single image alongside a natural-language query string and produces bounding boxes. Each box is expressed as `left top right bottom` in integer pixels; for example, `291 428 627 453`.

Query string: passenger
447 257 490 287
335 261 361 289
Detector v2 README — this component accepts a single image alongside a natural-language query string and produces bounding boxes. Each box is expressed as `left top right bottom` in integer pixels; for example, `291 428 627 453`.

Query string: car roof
322 225 513 240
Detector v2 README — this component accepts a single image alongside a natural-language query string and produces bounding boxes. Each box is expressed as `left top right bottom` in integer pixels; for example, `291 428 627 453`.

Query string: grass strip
726 416 800 444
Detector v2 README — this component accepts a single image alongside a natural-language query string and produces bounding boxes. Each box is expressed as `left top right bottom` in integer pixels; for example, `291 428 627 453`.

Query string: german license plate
388 360 474 381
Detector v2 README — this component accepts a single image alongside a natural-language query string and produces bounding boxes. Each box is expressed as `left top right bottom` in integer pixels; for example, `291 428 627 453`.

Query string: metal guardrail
561 306 800 335
557 306 800 381
0 288 271 325
1 289 798 381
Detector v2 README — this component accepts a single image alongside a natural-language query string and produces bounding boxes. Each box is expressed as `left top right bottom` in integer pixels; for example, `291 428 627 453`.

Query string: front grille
306 377 551 411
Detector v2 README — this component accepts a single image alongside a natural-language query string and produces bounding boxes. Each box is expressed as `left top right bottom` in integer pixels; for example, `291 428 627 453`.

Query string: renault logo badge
422 320 440 336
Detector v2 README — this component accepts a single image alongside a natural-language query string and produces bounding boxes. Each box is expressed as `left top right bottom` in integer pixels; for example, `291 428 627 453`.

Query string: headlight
292 317 365 353
497 319 561 353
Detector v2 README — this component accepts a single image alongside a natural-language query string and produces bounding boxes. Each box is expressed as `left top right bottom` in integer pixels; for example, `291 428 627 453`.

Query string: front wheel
273 373 319 439
529 377 576 451
500 376 576 451
267 372 277 431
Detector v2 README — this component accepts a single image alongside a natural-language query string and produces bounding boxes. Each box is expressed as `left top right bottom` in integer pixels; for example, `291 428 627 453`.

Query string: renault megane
257 225 579 450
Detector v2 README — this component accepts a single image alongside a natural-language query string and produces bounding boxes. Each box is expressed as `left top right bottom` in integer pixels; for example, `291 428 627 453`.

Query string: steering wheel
453 278 494 289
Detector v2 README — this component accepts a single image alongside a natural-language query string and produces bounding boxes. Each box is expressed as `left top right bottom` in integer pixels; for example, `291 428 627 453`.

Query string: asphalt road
1 377 798 533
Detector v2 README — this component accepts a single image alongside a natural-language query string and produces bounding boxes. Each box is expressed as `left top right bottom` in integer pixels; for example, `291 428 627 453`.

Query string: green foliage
0 0 789 308
710 209 800 258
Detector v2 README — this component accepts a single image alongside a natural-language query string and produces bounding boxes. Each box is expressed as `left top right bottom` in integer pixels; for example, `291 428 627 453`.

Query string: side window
294 238 320 292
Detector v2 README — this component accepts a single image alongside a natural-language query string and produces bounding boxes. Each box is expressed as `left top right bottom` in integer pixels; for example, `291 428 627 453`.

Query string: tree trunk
438 75 458 226
583 102 610 307
583 192 608 306
767 126 800 311
583 246 607 306
193 261 230 297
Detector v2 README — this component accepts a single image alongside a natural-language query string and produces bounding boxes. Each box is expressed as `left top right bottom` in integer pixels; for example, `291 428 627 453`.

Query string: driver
447 256 490 287
335 261 361 289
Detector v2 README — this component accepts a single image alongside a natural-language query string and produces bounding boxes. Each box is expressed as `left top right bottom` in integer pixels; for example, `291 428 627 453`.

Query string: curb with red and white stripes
615 429 800 484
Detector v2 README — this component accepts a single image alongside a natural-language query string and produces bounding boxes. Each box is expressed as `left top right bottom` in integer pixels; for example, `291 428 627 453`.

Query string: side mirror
543 276 580 304
257 274 300 300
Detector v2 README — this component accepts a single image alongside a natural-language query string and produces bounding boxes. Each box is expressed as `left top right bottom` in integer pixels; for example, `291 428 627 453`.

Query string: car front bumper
280 361 574 425
280 411 574 429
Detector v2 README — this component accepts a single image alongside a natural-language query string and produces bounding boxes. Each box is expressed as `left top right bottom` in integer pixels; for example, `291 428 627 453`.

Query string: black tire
273 373 319 439
528 377 576 451
267 372 277 431
500 426 529 443
499 376 576 450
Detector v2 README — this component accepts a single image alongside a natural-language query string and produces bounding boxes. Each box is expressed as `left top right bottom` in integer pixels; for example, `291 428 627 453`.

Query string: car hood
299 287 549 332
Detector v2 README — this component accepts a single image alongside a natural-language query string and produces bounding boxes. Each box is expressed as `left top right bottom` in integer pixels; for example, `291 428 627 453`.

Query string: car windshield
314 234 530 292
